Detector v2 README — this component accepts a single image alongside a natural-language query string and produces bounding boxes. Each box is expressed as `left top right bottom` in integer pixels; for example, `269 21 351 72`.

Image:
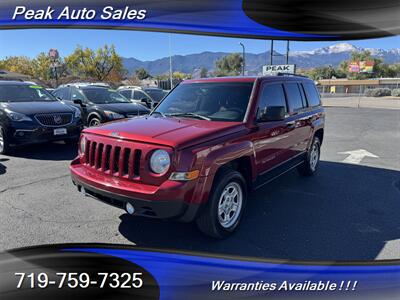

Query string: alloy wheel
217 182 243 228
310 142 320 171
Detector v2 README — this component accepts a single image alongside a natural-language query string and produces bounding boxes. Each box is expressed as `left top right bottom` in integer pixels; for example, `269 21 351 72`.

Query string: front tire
88 117 101 127
196 168 247 239
0 126 11 155
297 136 321 176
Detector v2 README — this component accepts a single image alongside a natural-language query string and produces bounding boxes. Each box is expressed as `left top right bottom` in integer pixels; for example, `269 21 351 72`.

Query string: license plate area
54 128 67 135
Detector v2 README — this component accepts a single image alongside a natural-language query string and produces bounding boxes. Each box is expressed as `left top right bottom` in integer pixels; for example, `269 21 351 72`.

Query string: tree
200 67 208 78
214 53 243 77
65 44 124 81
0 56 34 76
303 66 346 80
339 50 383 79
172 71 190 80
135 68 150 80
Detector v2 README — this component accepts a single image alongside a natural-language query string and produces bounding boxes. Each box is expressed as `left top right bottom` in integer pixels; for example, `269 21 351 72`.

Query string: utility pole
286 40 290 64
169 34 173 90
239 42 245 76
270 40 274 65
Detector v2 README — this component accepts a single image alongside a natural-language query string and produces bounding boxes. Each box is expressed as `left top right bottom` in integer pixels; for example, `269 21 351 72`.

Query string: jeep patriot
70 75 325 238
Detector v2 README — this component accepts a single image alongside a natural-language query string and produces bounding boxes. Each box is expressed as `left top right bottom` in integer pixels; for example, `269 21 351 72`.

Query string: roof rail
276 73 309 78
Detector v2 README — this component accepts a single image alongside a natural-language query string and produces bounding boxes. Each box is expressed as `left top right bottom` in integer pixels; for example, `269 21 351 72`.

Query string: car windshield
154 82 254 122
0 84 57 102
81 88 131 104
143 89 166 102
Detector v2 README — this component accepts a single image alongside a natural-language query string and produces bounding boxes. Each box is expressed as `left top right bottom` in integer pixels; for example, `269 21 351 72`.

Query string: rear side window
284 83 304 112
257 83 287 120
303 82 321 107
120 90 132 98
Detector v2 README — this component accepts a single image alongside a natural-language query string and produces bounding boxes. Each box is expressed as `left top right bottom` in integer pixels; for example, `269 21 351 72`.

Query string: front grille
35 113 73 127
84 140 142 179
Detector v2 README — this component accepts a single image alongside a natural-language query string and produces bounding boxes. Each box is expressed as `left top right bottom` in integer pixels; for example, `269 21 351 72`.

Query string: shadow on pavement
6 142 77 161
0 163 6 175
118 161 400 261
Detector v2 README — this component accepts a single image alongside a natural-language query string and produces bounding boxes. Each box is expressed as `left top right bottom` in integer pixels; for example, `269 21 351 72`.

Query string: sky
0 29 399 61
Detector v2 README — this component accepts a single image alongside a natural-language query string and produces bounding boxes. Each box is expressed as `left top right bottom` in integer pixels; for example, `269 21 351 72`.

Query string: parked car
142 87 167 106
53 83 150 127
118 86 167 109
117 86 153 108
70 75 324 238
0 81 83 154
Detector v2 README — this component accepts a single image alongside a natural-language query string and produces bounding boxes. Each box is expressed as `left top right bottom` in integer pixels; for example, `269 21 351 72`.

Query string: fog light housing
169 170 199 181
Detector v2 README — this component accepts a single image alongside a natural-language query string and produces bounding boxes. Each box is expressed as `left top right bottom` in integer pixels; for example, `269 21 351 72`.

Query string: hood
83 115 244 149
0 101 74 115
95 103 149 114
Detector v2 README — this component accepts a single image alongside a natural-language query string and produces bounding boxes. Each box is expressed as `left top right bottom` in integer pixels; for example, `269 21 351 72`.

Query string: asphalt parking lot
0 107 399 261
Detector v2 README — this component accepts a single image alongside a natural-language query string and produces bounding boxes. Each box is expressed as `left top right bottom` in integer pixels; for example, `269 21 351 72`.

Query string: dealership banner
0 0 399 40
1 244 399 300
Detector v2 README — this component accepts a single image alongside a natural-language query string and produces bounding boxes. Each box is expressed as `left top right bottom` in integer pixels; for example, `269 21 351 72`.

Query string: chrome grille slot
35 113 73 127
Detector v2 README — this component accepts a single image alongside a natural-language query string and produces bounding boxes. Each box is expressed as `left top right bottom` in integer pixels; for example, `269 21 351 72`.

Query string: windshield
154 82 254 122
81 88 131 104
144 89 166 102
0 84 56 102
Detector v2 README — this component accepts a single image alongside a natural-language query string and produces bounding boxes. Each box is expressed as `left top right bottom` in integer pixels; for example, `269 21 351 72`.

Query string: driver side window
257 83 287 121
71 88 85 101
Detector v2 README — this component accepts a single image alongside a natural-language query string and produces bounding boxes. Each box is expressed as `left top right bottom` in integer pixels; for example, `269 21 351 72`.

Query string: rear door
283 82 313 157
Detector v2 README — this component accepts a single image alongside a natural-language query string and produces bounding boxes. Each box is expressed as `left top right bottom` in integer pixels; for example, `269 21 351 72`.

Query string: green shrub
364 88 392 97
391 89 400 97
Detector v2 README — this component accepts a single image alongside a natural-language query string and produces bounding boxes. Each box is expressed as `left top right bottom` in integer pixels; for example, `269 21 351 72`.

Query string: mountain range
122 43 400 76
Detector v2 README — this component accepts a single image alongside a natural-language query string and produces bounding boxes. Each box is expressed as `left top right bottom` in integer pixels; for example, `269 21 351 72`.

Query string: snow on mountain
122 43 400 75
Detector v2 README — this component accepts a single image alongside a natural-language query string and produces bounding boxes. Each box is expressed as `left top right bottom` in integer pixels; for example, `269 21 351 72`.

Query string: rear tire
297 136 321 176
196 168 247 239
0 126 11 155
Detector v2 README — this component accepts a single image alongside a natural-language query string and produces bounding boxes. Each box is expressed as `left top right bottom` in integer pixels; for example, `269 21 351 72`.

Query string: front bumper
8 121 83 146
70 163 205 222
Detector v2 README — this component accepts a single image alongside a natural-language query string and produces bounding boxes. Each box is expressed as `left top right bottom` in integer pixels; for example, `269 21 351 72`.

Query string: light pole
239 42 245 76
169 34 173 89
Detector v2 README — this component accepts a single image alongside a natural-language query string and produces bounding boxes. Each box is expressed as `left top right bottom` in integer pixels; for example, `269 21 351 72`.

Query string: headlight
104 110 125 120
72 107 81 119
79 136 86 155
5 109 32 122
150 149 170 174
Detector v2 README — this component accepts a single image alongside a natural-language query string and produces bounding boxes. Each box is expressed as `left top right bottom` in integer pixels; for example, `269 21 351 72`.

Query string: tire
88 117 101 127
196 168 247 239
0 125 11 155
297 136 321 176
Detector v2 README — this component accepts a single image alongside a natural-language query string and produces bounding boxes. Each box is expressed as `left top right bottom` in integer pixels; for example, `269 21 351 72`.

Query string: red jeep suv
70 75 324 238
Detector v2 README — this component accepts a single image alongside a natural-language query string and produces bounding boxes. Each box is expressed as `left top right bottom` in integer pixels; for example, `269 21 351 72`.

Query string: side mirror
73 99 86 107
140 98 148 103
259 106 286 121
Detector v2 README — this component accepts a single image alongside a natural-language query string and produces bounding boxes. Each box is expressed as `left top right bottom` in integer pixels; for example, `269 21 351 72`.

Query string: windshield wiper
167 112 211 121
